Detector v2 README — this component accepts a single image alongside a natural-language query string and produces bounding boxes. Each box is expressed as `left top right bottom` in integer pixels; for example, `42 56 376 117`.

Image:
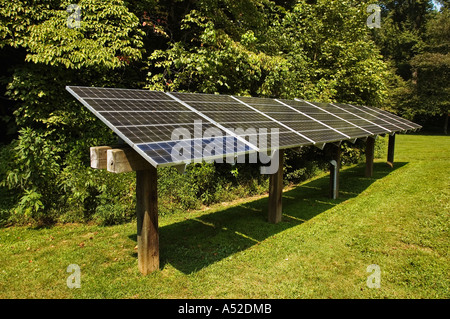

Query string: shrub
1 128 62 223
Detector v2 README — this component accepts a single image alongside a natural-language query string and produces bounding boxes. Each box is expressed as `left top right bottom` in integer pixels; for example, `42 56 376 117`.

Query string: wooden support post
90 145 159 274
329 144 341 199
268 150 284 224
387 134 396 167
365 136 376 177
136 167 159 275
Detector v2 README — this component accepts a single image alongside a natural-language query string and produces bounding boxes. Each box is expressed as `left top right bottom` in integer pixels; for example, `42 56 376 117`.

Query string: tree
374 0 433 79
410 9 450 133
267 0 391 105
372 0 450 132
0 0 147 222
146 0 282 95
147 0 391 106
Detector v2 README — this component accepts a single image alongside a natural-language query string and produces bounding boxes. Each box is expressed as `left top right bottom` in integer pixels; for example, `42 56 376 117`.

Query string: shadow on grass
130 161 407 274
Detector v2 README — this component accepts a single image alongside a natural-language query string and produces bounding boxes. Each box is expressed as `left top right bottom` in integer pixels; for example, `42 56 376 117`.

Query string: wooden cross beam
90 146 152 173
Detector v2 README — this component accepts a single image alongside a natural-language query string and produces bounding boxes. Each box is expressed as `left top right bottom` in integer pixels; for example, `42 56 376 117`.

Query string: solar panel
66 86 421 168
323 103 392 136
330 103 397 132
350 104 420 131
172 92 315 148
171 93 288 132
292 100 375 138
66 86 259 167
234 96 354 144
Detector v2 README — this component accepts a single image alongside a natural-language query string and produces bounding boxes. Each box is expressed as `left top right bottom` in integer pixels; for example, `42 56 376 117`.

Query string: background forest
0 0 448 226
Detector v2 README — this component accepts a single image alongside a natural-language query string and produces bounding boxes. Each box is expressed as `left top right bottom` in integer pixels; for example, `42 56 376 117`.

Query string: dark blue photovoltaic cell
137 137 256 165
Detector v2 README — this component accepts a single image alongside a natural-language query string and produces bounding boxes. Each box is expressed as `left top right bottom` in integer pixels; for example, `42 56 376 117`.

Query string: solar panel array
66 86 421 168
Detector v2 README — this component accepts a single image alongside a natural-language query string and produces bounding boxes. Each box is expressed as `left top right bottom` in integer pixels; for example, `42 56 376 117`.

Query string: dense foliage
0 0 447 226
374 0 449 130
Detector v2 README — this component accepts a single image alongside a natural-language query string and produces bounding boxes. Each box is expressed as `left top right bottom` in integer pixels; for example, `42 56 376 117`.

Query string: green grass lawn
0 134 448 299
